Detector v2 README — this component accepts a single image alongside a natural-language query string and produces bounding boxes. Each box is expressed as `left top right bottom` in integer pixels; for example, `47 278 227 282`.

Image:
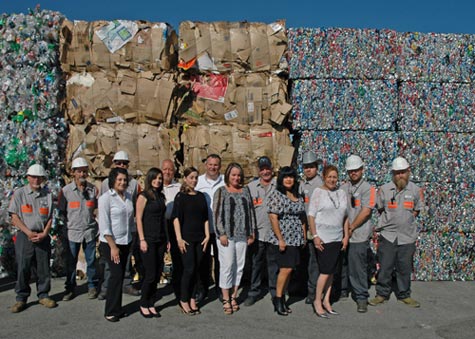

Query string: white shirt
98 189 134 245
308 188 348 243
163 180 181 220
196 173 225 233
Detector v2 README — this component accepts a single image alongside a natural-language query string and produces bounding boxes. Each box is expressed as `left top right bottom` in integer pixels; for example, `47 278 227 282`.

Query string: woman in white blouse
308 165 349 318
98 167 134 322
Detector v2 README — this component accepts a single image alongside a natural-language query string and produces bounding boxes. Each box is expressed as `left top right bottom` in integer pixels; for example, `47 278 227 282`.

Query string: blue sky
1 0 474 34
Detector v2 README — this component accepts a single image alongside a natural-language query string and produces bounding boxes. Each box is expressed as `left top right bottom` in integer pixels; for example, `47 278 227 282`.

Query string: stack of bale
396 32 475 280
287 27 475 280
60 18 179 177
0 7 67 276
175 21 293 177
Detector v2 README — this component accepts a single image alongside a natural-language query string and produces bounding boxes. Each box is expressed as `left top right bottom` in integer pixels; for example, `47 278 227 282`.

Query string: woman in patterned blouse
213 163 256 315
267 166 307 316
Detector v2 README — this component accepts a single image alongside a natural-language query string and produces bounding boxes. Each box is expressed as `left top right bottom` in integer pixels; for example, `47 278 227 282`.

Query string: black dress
171 191 208 302
140 190 167 308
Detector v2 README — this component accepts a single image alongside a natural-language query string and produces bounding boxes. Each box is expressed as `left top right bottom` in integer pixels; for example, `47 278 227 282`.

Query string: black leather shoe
244 296 256 306
105 315 120 322
357 300 368 313
312 303 329 319
305 296 314 305
326 309 339 315
316 312 329 319
140 307 153 318
273 297 288 316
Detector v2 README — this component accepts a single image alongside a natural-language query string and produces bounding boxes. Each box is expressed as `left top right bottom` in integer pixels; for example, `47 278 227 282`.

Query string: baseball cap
257 156 272 169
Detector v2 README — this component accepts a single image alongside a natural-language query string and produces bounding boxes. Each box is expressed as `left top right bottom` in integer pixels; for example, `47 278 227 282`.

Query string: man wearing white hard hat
298 151 323 305
8 164 57 313
369 157 423 308
58 157 99 301
99 150 142 298
340 155 376 313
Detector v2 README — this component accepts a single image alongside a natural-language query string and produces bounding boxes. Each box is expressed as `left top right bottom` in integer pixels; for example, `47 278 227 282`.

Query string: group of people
8 150 424 321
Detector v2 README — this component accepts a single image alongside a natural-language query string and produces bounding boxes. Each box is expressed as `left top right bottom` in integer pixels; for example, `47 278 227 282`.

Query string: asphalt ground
1 277 474 339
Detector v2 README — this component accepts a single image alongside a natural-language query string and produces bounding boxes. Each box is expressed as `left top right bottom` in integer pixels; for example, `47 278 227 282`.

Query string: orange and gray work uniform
374 180 424 300
341 180 376 244
58 181 99 291
246 178 278 299
299 175 323 214
341 179 376 301
376 181 423 245
58 182 98 242
8 185 53 302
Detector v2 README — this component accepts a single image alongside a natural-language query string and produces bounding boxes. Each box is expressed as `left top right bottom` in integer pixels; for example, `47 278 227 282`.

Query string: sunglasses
114 161 129 166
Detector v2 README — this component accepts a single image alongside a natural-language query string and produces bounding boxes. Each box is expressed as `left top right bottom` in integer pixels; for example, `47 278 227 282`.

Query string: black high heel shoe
273 297 288 316
179 302 195 316
312 303 329 319
282 296 292 314
323 305 339 315
148 307 161 318
140 307 153 318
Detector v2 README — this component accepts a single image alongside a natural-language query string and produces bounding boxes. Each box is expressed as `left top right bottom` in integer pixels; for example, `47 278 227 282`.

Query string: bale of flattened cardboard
62 70 177 125
178 20 287 73
60 19 178 73
65 123 179 177
180 123 294 178
175 72 291 126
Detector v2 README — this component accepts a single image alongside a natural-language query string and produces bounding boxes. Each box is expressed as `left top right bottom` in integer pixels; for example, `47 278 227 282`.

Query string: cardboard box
61 19 177 73
181 123 293 179
178 73 290 126
178 20 287 72
65 123 175 178
63 71 177 125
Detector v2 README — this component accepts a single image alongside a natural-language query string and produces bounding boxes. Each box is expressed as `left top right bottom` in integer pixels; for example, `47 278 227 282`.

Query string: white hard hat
71 157 88 169
27 164 47 177
392 157 410 171
345 155 364 171
113 150 129 161
302 151 320 165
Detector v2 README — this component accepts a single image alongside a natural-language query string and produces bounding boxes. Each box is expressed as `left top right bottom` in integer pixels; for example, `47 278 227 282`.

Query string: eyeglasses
114 161 129 166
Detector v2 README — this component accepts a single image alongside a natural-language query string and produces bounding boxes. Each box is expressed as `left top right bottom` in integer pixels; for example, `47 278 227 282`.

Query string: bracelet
312 234 319 239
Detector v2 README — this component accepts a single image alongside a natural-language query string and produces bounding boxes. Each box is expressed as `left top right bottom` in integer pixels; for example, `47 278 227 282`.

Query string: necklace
327 190 340 209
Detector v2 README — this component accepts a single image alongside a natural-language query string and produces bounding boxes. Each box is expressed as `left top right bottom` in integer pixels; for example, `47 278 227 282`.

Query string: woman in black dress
136 168 168 318
267 166 307 316
172 167 210 315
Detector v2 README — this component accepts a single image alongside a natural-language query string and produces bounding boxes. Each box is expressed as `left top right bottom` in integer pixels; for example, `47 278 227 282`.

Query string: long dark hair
144 167 164 200
276 166 299 196
108 167 129 189
224 162 244 187
180 167 199 194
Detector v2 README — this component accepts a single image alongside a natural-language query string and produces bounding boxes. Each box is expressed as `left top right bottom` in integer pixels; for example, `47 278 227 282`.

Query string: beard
394 177 408 190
